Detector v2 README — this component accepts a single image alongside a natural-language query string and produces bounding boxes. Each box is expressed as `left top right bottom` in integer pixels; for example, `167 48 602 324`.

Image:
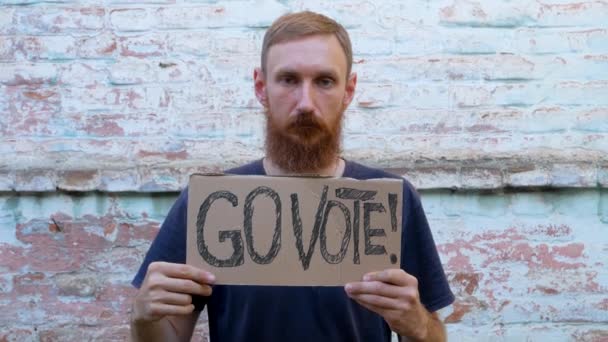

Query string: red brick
0 244 29 272
56 170 100 191
53 273 99 297
0 328 35 342
39 326 96 342
95 325 132 341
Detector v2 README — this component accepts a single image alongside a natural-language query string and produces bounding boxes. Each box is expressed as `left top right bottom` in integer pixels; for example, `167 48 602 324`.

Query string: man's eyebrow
316 70 339 79
274 68 340 79
274 69 299 77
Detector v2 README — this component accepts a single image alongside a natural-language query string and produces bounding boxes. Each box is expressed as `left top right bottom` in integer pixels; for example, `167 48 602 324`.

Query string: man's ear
343 72 357 108
254 67 268 108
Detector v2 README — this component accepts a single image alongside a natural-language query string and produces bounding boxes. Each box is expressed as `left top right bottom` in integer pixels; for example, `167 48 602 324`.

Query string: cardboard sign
187 174 403 286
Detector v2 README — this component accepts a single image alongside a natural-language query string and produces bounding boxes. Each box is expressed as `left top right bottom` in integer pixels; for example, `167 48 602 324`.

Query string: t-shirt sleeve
131 188 208 310
400 182 454 313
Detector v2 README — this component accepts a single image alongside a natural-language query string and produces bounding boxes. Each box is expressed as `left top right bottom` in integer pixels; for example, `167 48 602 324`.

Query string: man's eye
280 76 297 85
317 78 334 88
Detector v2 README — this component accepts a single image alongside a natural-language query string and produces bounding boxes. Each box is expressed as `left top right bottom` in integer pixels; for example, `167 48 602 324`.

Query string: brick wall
0 0 606 341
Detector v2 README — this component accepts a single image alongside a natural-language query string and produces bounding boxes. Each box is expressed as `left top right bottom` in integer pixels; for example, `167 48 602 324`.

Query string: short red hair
261 11 353 77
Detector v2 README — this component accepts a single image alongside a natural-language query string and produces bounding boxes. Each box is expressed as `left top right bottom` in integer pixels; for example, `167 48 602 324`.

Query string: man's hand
132 261 215 323
345 269 442 341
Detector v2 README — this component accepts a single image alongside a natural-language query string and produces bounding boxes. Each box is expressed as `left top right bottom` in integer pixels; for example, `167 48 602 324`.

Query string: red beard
265 109 343 173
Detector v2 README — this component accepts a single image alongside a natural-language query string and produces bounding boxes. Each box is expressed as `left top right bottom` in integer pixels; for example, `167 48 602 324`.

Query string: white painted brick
19 35 78 61
295 0 379 29
110 8 155 32
439 0 538 28
459 168 503 189
57 62 109 87
99 169 140 192
536 1 608 27
0 37 15 61
512 28 608 54
553 189 599 216
0 8 15 34
549 81 608 106
0 171 15 192
204 55 257 83
0 63 57 86
14 170 56 192
209 29 262 55
393 28 444 55
118 33 166 58
511 193 554 216
599 167 608 188
351 29 393 56
376 1 442 29
156 1 288 29
440 28 509 55
169 83 218 111
155 58 197 84
406 168 461 190
522 107 571 133
77 33 118 59
61 86 156 112
15 6 105 34
550 163 598 188
573 107 608 133
354 83 393 109
109 57 155 85
167 31 213 57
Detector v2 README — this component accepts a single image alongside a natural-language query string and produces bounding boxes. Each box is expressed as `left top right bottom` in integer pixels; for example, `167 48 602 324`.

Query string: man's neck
263 157 345 177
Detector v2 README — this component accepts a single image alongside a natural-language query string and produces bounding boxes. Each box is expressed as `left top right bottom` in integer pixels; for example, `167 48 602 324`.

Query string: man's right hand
132 261 216 323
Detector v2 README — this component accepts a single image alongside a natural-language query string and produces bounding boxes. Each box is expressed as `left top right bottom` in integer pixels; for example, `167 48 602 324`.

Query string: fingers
351 296 397 319
145 262 215 297
345 280 402 298
158 292 193 306
348 293 400 311
147 303 195 317
363 269 416 287
134 262 214 323
148 262 216 285
344 269 421 316
157 277 213 297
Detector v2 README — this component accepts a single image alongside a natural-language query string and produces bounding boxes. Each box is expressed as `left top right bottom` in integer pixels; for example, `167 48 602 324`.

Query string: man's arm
130 262 215 342
131 313 200 342
400 311 446 342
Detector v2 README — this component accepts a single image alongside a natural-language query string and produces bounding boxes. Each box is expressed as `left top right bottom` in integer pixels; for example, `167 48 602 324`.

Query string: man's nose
295 81 315 113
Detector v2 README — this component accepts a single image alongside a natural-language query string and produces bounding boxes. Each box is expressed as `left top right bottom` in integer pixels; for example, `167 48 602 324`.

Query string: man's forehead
265 34 348 76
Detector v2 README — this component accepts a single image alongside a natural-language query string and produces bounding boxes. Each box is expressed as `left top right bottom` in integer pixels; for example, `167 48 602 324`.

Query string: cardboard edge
190 174 406 182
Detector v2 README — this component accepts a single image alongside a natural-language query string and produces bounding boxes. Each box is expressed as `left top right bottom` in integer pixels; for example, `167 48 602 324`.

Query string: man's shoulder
345 160 415 186
345 160 421 205
345 160 401 180
224 159 265 175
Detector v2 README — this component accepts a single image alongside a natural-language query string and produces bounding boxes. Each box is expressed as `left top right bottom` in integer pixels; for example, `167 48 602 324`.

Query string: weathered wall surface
0 0 606 341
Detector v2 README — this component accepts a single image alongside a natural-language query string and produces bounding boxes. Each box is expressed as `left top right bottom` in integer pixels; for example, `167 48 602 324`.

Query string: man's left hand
345 269 430 340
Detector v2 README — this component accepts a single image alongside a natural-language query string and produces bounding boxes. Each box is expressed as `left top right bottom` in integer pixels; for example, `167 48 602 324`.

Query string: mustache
286 111 326 131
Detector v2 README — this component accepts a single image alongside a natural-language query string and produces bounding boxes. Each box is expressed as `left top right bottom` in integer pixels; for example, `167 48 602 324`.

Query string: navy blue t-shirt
133 159 454 341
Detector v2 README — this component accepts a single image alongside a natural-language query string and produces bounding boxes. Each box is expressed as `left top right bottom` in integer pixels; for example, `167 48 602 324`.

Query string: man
131 11 454 342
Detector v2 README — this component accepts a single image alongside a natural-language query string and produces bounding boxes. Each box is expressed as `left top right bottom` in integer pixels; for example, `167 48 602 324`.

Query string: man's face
254 34 357 172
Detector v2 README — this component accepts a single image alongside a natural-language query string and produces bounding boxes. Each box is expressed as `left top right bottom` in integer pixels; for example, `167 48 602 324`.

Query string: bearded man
130 11 454 342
